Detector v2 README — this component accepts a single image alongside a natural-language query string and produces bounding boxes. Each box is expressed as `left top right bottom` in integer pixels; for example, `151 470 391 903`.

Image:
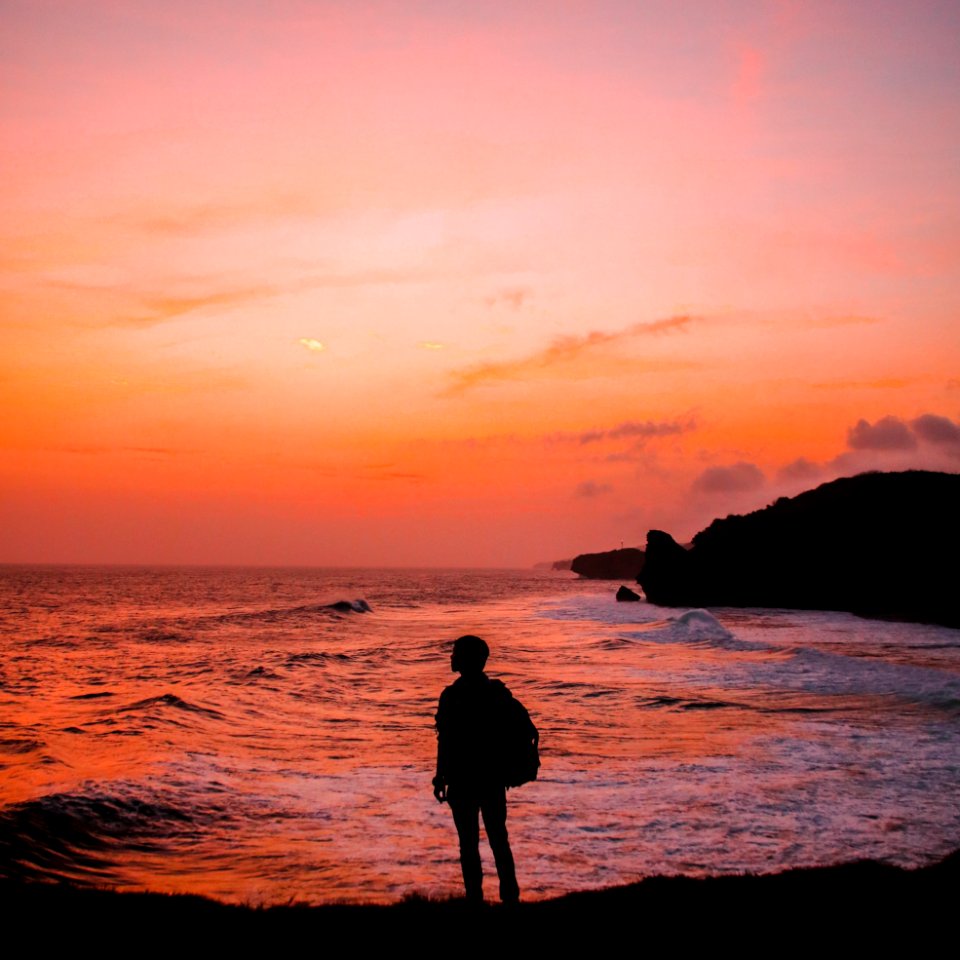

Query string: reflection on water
1 565 958 904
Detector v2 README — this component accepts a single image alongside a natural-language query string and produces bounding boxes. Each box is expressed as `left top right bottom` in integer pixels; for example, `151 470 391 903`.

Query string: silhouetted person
433 635 537 904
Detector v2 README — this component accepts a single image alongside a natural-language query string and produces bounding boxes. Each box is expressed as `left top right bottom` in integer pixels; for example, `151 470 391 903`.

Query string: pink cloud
847 416 917 451
574 480 613 499
693 462 765 495
444 315 695 395
578 419 694 445
911 413 960 445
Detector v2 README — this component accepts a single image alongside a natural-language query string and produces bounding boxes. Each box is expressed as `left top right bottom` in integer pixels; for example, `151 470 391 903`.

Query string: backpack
500 695 540 789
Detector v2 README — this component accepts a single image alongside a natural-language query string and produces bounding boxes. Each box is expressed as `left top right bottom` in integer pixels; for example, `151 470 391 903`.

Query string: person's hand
432 777 447 803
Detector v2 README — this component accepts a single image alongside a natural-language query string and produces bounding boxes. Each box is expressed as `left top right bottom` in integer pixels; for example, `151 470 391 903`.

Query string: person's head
450 634 489 674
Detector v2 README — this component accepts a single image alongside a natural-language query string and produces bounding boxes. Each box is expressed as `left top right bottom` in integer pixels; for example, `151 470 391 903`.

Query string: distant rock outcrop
571 547 645 580
616 585 641 602
638 470 959 626
327 599 372 613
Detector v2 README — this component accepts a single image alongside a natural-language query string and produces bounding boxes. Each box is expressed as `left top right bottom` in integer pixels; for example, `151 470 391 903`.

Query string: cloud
444 315 695 394
574 480 613 498
56 267 443 329
806 315 883 329
484 287 531 310
773 411 960 490
693 461 765 495
577 419 693 445
127 195 309 237
814 377 915 390
41 445 181 457
847 416 917 450
298 338 326 352
911 413 960 445
604 448 661 464
129 268 437 325
120 286 279 326
777 457 824 483
420 342 445 350
357 463 426 481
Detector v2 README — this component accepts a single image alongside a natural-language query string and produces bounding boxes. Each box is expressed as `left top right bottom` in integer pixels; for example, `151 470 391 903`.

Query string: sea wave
0 789 202 884
285 652 352 666
2 566 959 904
115 693 225 719
624 608 773 652
198 599 373 626
0 738 45 754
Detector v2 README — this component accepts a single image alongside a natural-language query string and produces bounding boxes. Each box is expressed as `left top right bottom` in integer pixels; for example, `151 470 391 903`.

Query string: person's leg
480 786 519 903
449 788 483 901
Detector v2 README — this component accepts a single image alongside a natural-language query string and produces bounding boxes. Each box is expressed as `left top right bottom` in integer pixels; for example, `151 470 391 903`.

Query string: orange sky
2 0 959 566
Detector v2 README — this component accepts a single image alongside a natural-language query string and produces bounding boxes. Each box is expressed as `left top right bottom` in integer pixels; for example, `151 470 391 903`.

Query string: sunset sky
2 0 958 566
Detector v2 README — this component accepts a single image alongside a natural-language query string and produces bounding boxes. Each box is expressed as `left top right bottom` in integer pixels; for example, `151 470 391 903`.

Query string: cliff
571 547 645 580
638 470 959 626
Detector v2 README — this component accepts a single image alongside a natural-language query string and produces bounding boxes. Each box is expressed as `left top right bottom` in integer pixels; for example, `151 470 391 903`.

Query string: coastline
5 851 957 940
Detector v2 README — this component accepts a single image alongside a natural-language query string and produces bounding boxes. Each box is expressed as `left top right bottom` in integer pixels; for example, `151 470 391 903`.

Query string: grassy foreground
5 851 957 945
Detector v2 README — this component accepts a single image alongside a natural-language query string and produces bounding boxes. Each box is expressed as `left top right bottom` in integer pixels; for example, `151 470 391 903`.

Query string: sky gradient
2 0 959 566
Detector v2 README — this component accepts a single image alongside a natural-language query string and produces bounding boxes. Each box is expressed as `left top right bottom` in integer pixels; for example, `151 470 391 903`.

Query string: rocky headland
639 470 959 627
570 547 645 580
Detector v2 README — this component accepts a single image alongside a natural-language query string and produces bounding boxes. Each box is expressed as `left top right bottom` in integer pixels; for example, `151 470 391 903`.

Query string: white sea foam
664 608 734 639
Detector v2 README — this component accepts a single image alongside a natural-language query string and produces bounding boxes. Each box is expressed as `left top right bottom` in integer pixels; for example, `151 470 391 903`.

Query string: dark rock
637 531 696 605
327 599 372 613
615 585 641 602
571 548 645 580
638 470 960 626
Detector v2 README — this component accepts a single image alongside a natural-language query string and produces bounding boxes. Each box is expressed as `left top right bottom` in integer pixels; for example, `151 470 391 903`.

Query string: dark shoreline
6 851 958 940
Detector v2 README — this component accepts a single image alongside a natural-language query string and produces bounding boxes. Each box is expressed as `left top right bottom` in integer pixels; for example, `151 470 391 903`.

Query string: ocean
1 565 958 904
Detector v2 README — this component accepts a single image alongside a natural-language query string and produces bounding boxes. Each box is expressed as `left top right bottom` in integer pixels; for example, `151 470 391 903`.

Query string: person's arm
433 696 448 803
433 741 447 803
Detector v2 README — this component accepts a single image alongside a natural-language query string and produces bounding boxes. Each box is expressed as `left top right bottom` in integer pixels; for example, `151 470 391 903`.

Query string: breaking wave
0 789 205 884
116 693 225 719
